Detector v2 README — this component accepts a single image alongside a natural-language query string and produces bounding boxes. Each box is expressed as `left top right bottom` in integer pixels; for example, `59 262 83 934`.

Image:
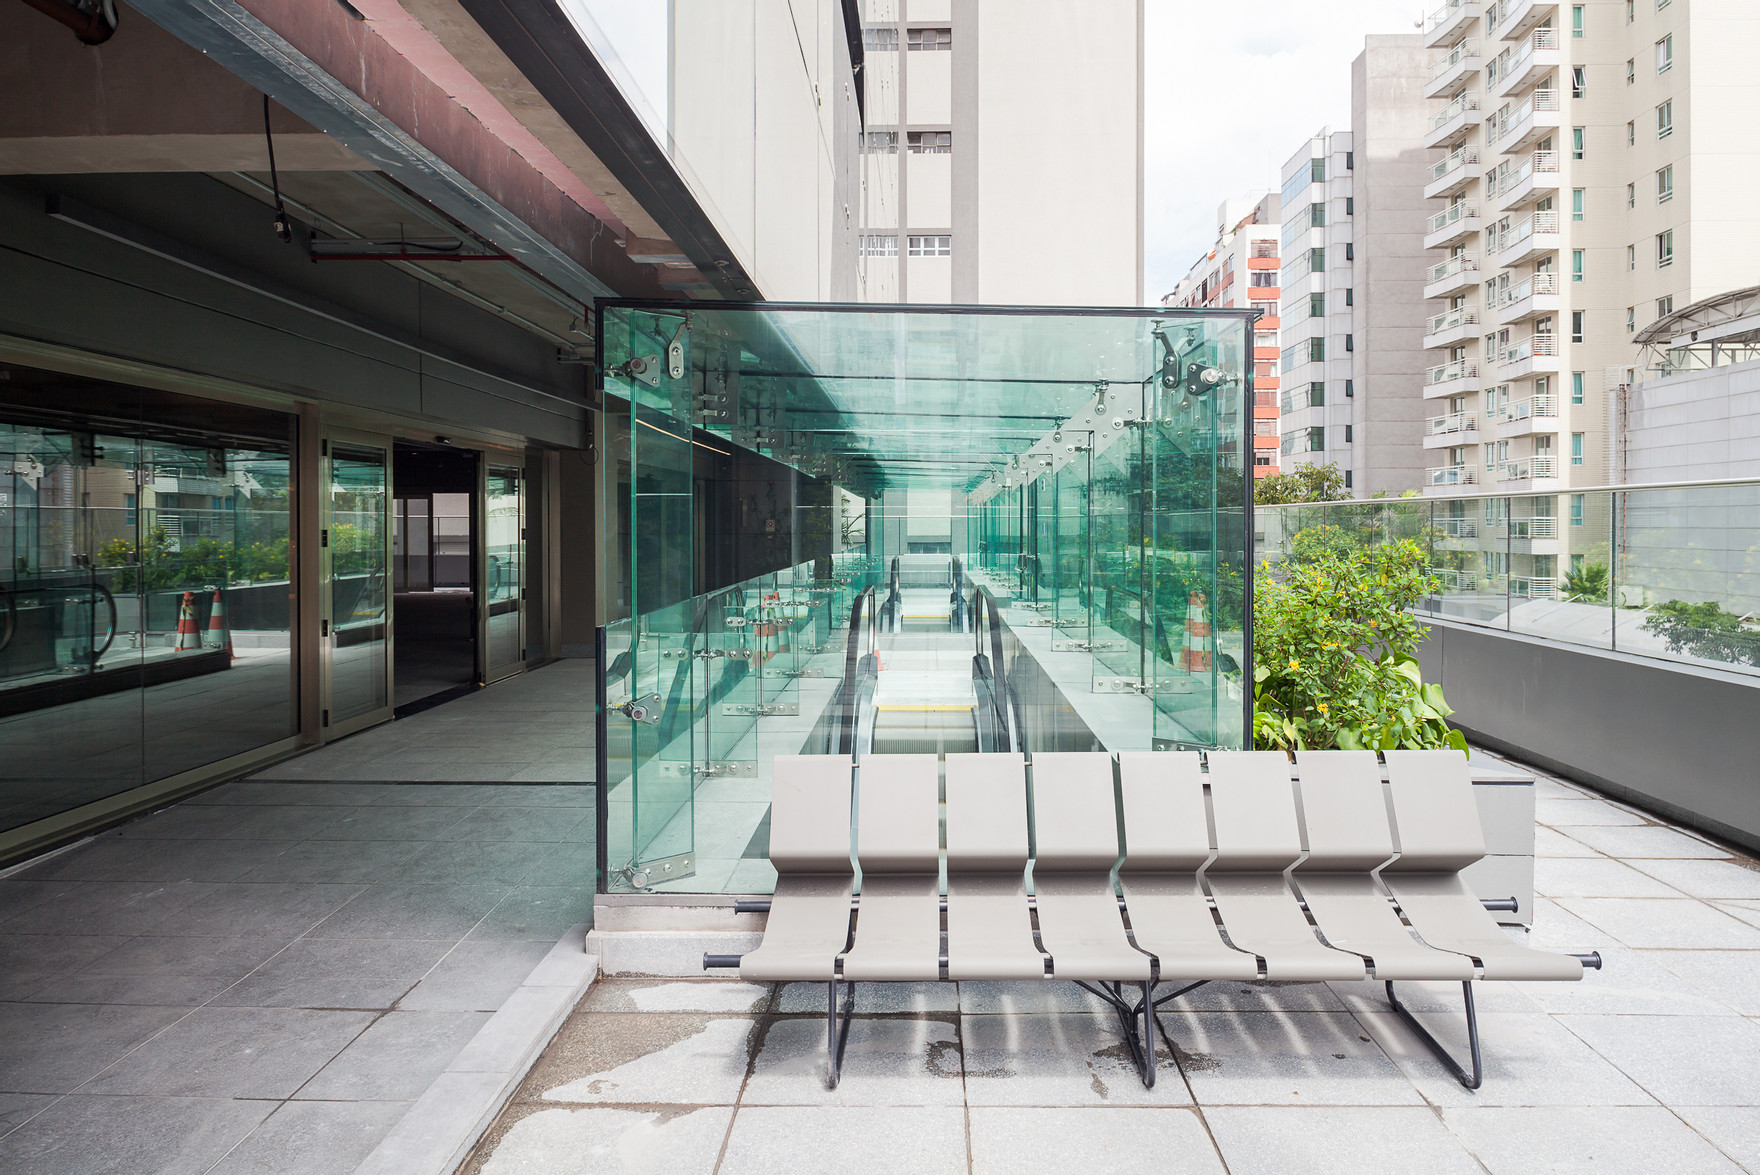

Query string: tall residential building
854 0 1143 305
1163 194 1283 478
1417 0 1760 495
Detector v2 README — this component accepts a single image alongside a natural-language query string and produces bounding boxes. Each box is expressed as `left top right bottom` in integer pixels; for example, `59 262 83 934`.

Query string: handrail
1431 147 1479 182
1432 94 1481 130
1428 254 1479 283
1428 203 1478 233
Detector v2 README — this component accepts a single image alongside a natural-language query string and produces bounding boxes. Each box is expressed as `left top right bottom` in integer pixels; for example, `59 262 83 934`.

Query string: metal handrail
1432 93 1481 129
1428 254 1480 283
1429 203 1479 233
1431 40 1479 79
1427 307 1479 334
1431 147 1480 181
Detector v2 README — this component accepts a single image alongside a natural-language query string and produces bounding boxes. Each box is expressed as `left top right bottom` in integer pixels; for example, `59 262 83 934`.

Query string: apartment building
1163 194 1283 478
1418 0 1760 498
854 0 1143 305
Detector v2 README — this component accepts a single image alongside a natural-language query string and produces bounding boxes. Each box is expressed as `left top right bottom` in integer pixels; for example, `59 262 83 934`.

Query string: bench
706 748 1601 1090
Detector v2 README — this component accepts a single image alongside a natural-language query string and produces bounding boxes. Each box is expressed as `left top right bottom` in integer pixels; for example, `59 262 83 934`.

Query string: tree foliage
1641 599 1760 667
1252 461 1348 505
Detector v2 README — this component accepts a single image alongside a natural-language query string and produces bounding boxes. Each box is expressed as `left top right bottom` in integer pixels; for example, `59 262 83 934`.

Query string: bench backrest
1030 751 1121 871
1117 751 1211 873
946 752 1029 871
855 753 940 874
769 754 855 875
1381 749 1487 873
1292 750 1398 872
1204 751 1304 873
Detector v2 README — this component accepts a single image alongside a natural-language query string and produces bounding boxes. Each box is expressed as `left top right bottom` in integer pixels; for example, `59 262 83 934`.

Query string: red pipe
307 250 516 263
16 0 117 45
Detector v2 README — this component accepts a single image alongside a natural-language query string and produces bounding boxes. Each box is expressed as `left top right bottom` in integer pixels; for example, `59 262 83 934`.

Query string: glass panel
328 444 389 723
484 467 524 676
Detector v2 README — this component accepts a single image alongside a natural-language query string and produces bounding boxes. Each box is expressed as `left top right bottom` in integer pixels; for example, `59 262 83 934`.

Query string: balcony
1425 202 1481 251
1424 253 1481 299
1496 391 1560 436
1494 150 1562 212
1496 0 1558 40
1495 271 1561 325
1425 463 1479 489
1423 306 1480 348
1424 0 1481 47
1497 454 1560 485
1496 210 1560 268
1497 513 1561 554
1426 40 1482 98
1425 358 1481 398
1490 27 1560 98
1499 331 1562 378
1428 564 1478 588
1432 517 1480 546
1425 147 1482 200
1425 410 1479 448
1425 94 1484 149
1496 89 1562 154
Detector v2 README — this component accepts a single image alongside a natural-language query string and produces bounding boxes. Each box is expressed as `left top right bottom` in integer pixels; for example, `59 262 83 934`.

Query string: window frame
906 26 952 51
1572 127 1585 160
906 130 952 154
1656 34 1673 74
1656 164 1674 203
1572 250 1584 283
1657 100 1674 139
906 234 952 257
1656 229 1675 268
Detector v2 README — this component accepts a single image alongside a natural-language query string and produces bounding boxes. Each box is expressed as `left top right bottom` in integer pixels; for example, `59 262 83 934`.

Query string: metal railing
1502 333 1559 365
1501 516 1559 538
1428 411 1479 436
1499 211 1560 255
1429 203 1479 234
1432 93 1482 130
1426 0 1470 31
1497 271 1560 309
1427 464 1479 486
1492 26 1558 86
1435 517 1479 539
1427 306 1479 335
1430 147 1480 182
1428 359 1479 384
1428 254 1480 284
1431 40 1480 80
1496 392 1558 422
1499 455 1559 479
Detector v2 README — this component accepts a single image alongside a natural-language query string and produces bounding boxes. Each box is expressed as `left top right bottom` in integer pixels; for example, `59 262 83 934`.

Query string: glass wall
1257 483 1760 678
1 366 297 835
597 302 1251 893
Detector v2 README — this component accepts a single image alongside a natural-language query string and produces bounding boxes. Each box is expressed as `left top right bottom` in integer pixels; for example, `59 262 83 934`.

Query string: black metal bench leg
1139 980 1156 1089
826 979 856 1088
1386 979 1483 1090
1073 980 1156 1089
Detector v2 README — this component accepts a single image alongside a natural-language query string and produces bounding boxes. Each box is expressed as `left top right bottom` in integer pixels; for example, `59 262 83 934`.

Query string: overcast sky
1143 0 1432 302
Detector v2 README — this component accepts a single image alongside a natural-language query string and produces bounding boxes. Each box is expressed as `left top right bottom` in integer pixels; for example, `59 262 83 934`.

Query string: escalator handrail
834 587 876 755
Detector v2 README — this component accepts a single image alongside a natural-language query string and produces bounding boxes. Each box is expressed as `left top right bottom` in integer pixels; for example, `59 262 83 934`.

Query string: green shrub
1641 599 1760 667
1562 561 1609 603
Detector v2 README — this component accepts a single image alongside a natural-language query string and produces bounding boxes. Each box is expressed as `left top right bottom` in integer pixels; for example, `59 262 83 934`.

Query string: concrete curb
351 924 598 1175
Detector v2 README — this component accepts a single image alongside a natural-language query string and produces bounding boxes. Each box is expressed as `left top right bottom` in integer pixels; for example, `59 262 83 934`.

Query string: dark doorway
393 443 478 713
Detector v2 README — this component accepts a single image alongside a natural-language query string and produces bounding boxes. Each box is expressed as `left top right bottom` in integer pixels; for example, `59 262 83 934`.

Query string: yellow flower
1317 702 1329 714
1288 659 1300 671
1367 619 1379 628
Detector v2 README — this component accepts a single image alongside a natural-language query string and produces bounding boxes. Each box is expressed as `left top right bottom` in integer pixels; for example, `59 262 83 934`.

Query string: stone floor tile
297 1009 490 1101
742 1016 963 1106
957 981 1112 1014
1644 950 1760 1017
304 882 510 940
1557 898 1760 949
0 880 216 937
467 886 596 942
1519 947 1744 1016
1443 1105 1742 1174
230 839 427 884
397 841 558 886
26 973 240 1007
0 932 130 999
1534 827 1605 858
469 1106 733 1175
1565 825 1733 860
0 1001 190 1094
1167 1010 1422 1107
585 979 773 1014
969 1107 1225 1175
718 1105 967 1175
1560 1013 1760 1105
152 882 366 939
1626 859 1760 901
960 1013 1192 1106
206 1099 411 1175
193 805 362 842
0 1093 57 1139
0 1094 274 1175
307 804 477 842
1203 1106 1484 1175
80 1005 374 1099
440 807 592 843
1527 896 1611 952
1357 1009 1654 1106
1716 900 1760 931
9 837 159 882
775 981 955 1015
1536 797 1650 826
363 784 507 807
1672 1107 1760 1173
399 939 556 1012
1329 978 1540 1015
207 938 452 1009
528 1014 755 1106
1535 856 1686 899
1165 979 1348 1013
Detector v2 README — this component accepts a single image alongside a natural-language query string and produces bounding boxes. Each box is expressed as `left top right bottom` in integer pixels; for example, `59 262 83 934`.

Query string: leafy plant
1252 461 1347 505
1640 599 1760 667
1252 537 1466 752
1561 561 1609 603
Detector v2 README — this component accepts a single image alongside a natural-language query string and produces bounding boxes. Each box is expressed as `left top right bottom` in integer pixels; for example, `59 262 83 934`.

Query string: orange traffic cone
205 588 234 661
1180 590 1212 673
175 591 202 652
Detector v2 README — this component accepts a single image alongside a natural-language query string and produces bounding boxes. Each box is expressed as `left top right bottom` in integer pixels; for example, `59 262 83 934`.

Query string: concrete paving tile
1443 1105 1742 1173
776 981 954 1014
534 1015 755 1105
308 804 477 842
743 1016 963 1106
0 1093 57 1140
80 1005 374 1098
152 882 366 938
1647 951 1760 1017
960 1013 1192 1106
586 979 772 1014
399 939 555 1012
208 938 452 1009
399 841 558 885
1623 859 1760 900
0 880 217 937
958 981 1112 1014
1556 898 1760 949
0 932 131 998
88 839 305 885
1203 1106 1484 1175
1536 797 1649 826
1526 896 1610 952
0 1094 274 1175
70 934 286 978
232 839 427 884
207 1099 411 1175
0 1002 190 1093
470 1105 732 1175
8 838 160 882
298 1009 490 1100
442 808 591 843
1672 1107 1760 1173
1560 1013 1760 1105
1565 825 1733 859
1535 856 1686 899
1535 827 1605 858
467 886 595 942
524 843 598 887
718 1105 967 1175
1329 978 1540 1015
1164 979 1348 1013
969 1107 1225 1175
1357 1009 1654 1106
1518 947 1744 1016
1166 1010 1422 1106
1714 901 1760 931
25 973 241 1007
364 784 507 806
305 882 510 940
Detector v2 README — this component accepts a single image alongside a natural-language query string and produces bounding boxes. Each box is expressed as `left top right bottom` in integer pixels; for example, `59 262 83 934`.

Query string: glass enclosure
597 302 1251 893
325 442 390 728
0 367 297 836
1256 483 1760 678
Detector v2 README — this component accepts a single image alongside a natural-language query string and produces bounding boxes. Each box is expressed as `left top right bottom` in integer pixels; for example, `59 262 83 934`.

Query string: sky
1143 0 1435 302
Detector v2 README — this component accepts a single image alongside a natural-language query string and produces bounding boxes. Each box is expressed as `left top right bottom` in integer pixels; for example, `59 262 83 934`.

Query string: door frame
479 456 527 685
319 426 396 740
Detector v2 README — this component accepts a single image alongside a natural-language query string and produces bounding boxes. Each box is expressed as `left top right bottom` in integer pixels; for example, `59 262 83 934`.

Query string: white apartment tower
1417 0 1760 492
855 0 1144 305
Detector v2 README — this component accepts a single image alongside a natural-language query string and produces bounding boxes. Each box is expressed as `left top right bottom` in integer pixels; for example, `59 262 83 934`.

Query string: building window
1571 433 1585 466
907 27 951 50
1656 229 1674 267
1572 66 1587 97
1312 158 1327 183
1309 203 1326 228
1344 424 1353 442
1345 288 1354 307
1627 182 1636 209
1572 250 1584 282
1572 371 1585 404
1572 189 1585 221
1627 243 1637 270
1657 295 1674 318
1571 494 1585 526
1250 270 1277 288
907 131 951 154
1344 334 1354 352
1656 165 1674 203
1309 246 1326 273
1345 197 1355 215
1307 427 1325 452
1309 292 1325 317
907 235 951 256
863 26 898 51
1627 121 1636 147
1308 338 1326 362
1345 379 1355 397
1309 382 1326 406
1345 471 1353 488
860 234 898 256
1572 311 1585 343
1571 4 1585 35
863 131 899 153
1344 242 1354 261
1627 0 1635 22
1656 34 1673 73
1345 151 1354 170
1627 306 1636 333
1657 100 1673 139
1627 58 1635 84
1572 127 1585 159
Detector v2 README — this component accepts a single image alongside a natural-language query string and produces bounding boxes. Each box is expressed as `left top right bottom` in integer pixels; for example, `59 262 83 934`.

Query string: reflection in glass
485 467 524 675
328 445 389 723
